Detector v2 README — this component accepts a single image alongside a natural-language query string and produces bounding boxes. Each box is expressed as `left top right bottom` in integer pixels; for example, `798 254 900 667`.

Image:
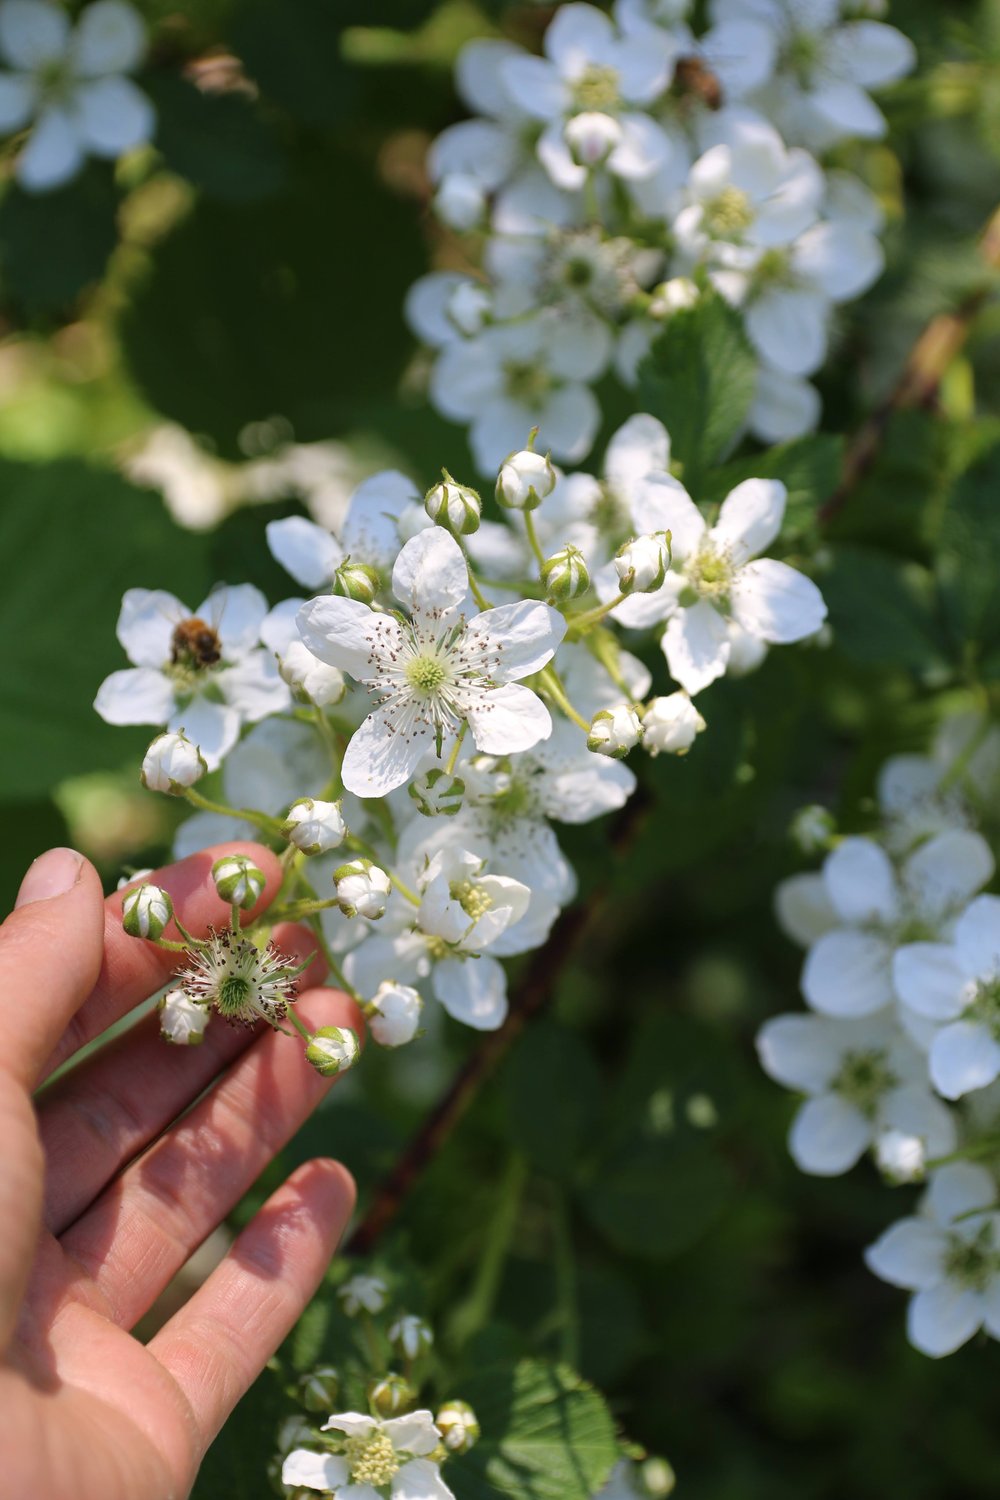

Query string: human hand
0 842 361 1499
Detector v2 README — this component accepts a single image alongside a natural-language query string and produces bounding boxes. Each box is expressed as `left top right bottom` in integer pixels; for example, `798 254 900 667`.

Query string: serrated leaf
0 460 212 799
637 294 756 488
456 1360 619 1500
936 441 1000 663
703 433 845 535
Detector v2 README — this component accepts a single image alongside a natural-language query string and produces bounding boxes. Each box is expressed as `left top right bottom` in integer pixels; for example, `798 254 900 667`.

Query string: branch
346 789 650 1255
819 202 1000 526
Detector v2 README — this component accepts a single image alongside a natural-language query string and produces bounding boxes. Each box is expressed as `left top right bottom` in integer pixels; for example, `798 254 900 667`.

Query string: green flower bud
305 1026 360 1076
212 855 266 910
496 447 556 511
425 474 482 536
408 767 465 817
333 858 392 919
296 1365 341 1413
587 704 642 759
435 1400 480 1454
122 883 173 941
614 532 670 594
790 803 836 854
388 1314 433 1360
541 544 590 603
333 559 381 604
367 1373 417 1418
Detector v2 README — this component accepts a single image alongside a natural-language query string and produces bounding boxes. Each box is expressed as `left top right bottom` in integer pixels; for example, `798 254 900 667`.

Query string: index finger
38 840 285 1085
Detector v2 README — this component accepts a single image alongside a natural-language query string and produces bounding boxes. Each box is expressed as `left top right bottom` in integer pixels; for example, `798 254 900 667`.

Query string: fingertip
290 1156 358 1228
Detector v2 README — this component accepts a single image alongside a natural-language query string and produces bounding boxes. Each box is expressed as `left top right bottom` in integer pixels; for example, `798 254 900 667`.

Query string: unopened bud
388 1314 433 1360
434 172 485 231
333 559 380 604
425 473 482 536
541 544 590 603
435 1401 480 1455
334 858 392 920
284 797 348 855
296 1365 341 1413
366 981 423 1048
588 704 642 758
141 730 206 794
496 447 556 511
790 803 836 854
564 110 623 167
615 532 670 594
875 1128 927 1184
409 767 465 817
338 1274 388 1317
639 1457 677 1497
212 855 265 910
158 989 210 1044
368 1373 417 1417
649 277 699 319
122 882 173 940
305 1025 360 1076
279 641 346 706
642 693 705 756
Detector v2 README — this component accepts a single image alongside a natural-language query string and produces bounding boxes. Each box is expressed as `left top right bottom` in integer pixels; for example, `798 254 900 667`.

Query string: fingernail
16 847 85 909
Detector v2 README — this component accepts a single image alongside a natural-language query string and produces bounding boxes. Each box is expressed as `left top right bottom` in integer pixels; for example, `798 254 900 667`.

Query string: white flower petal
927 1162 997 1224
433 954 509 1030
266 515 343 590
802 929 894 1017
281 1450 351 1492
545 2 614 72
298 595 404 680
168 698 240 773
712 477 786 560
72 74 154 156
610 112 675 180
864 1219 946 1290
930 1021 1000 1101
477 600 566 683
94 666 174 726
342 709 431 798
392 527 470 617
499 52 564 120
789 1093 870 1176
321 1412 378 1437
392 1458 457 1500
0 0 68 68
604 413 670 492
745 285 828 377
116 587 187 667
750 365 820 443
456 36 524 116
893 944 968 1021
17 104 84 190
466 682 553 756
792 220 884 302
907 1283 983 1358
72 0 146 74
955 894 1000 981
218 650 291 722
904 829 994 921
809 78 886 139
0 70 35 129
823 837 898 925
200 583 269 658
731 558 827 644
662 599 730 695
756 1012 838 1092
341 469 421 570
260 597 304 656
382 1411 442 1457
774 872 838 947
428 117 515 190
632 473 706 559
533 383 600 466
834 21 916 88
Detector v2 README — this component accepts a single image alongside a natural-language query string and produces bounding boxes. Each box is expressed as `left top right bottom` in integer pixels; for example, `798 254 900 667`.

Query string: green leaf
0 164 120 314
146 75 286 202
703 433 845 536
936 441 1000 667
637 294 756 488
457 1360 619 1500
0 460 212 799
822 545 949 676
502 1020 602 1181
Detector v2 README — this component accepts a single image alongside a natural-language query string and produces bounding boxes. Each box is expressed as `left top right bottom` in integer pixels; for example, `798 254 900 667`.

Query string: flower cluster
760 712 1000 1356
98 423 826 1038
274 1272 477 1499
407 0 912 467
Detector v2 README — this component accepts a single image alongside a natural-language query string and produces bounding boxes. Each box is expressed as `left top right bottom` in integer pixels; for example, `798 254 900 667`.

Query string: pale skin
0 841 362 1498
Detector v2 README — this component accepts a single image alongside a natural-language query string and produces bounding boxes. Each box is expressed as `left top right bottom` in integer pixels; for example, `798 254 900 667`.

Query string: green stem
536 664 591 733
461 546 492 611
565 592 628 639
306 915 362 1001
446 1154 527 1349
523 510 547 569
314 706 344 788
183 787 285 839
359 1312 385 1375
444 721 467 777
286 1008 313 1042
346 835 421 907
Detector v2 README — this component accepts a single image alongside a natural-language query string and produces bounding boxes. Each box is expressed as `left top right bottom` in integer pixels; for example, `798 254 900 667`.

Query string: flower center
405 654 449 695
685 542 734 602
344 1431 400 1487
830 1048 896 1117
753 248 791 287
217 974 252 1017
590 483 632 542
787 27 824 84
969 978 1000 1039
572 64 621 112
37 57 73 101
702 186 754 238
944 1224 1000 1294
449 878 493 920
504 359 554 405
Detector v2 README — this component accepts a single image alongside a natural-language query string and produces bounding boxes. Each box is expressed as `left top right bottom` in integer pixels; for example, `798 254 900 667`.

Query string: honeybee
674 56 724 111
170 616 223 669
